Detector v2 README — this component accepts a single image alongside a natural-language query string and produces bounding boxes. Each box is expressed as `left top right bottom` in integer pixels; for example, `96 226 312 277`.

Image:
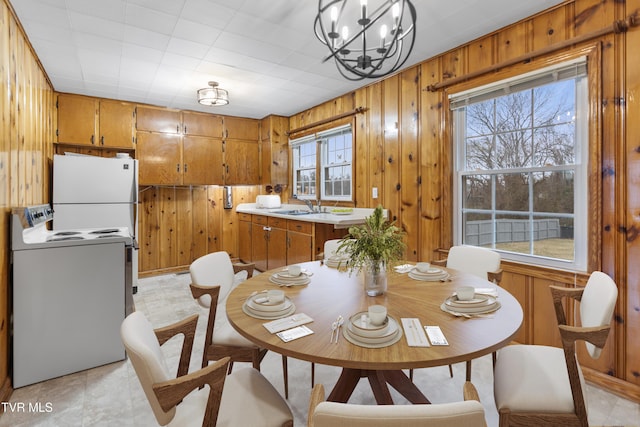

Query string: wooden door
287 231 313 265
136 105 181 134
99 100 135 148
57 94 98 145
224 139 260 184
183 136 223 185
182 111 223 137
223 116 259 140
268 226 287 270
137 132 182 185
238 218 252 263
251 222 268 271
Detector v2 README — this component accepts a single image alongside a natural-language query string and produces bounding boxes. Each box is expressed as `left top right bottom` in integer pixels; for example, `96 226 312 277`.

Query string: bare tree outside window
456 76 585 264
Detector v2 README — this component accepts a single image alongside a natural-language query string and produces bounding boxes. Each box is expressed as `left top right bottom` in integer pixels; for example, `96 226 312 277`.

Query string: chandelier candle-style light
197 81 229 106
315 0 416 80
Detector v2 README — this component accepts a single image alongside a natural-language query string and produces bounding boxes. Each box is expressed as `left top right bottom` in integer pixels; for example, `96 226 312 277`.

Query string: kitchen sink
272 209 313 216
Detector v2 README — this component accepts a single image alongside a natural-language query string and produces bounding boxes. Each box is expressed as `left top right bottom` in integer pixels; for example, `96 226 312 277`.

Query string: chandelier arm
316 0 417 81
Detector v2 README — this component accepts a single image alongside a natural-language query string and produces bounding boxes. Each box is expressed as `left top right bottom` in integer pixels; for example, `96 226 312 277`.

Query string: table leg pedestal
327 368 431 405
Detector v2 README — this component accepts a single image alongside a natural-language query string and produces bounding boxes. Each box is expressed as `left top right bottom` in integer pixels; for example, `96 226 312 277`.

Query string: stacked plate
441 294 501 315
325 256 349 269
408 267 449 281
242 292 296 319
342 312 403 348
269 271 311 286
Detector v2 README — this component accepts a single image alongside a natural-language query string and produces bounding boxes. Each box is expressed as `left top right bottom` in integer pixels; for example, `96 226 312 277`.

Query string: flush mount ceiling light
197 81 229 106
314 0 417 81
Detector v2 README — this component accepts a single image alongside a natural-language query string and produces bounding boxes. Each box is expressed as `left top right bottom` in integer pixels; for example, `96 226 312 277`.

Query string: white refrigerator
52 153 139 286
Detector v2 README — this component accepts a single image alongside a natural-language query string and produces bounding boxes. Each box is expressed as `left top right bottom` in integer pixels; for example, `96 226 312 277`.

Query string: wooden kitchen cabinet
224 139 260 184
136 105 181 134
287 220 313 264
223 116 259 140
137 133 223 185
183 135 223 185
57 94 135 148
260 115 289 186
248 215 314 271
137 132 182 185
183 111 223 137
238 213 252 263
99 100 136 148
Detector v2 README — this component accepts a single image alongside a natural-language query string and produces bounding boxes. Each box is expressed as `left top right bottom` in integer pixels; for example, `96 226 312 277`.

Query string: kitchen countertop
236 203 380 229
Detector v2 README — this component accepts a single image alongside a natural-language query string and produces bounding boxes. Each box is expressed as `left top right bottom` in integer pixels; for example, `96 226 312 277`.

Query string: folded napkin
393 264 414 274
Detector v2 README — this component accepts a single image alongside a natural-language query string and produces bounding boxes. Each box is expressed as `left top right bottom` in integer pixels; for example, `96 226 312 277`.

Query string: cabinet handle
176 125 180 133
100 136 104 146
263 226 271 231
91 135 95 145
184 164 187 173
177 163 180 172
184 125 187 133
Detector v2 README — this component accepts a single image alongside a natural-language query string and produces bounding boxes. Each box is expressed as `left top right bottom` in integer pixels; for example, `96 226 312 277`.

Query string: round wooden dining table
226 260 523 404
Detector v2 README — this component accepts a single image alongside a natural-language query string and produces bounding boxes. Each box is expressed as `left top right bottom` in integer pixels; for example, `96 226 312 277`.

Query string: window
291 124 353 201
450 59 588 270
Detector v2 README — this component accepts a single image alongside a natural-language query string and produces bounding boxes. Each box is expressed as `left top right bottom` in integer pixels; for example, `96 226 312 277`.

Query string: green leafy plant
337 205 405 274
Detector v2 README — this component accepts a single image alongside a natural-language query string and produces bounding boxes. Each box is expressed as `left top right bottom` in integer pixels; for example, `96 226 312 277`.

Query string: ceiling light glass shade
197 81 229 106
315 0 417 81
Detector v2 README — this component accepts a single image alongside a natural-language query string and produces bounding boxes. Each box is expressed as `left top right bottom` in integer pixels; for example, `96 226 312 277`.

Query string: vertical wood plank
159 187 178 268
139 187 159 272
382 75 400 222
399 66 420 261
175 187 193 267
420 58 445 259
192 186 209 261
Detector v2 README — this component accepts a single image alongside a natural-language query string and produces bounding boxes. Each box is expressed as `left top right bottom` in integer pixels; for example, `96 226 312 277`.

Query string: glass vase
364 260 387 296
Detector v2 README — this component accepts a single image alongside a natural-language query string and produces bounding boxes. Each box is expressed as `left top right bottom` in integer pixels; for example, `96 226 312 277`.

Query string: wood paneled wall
137 185 259 276
0 0 55 402
289 0 640 401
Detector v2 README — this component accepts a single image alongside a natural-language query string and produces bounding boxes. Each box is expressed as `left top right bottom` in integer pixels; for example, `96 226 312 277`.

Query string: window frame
290 124 354 202
450 58 590 271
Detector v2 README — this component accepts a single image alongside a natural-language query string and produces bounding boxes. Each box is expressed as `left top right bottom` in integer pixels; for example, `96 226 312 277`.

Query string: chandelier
314 0 417 81
197 81 229 106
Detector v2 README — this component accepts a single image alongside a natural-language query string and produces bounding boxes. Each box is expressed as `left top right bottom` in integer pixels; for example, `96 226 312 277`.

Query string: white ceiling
10 0 565 119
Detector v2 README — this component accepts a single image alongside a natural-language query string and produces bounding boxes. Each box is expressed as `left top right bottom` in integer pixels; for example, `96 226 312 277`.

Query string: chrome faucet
293 194 319 212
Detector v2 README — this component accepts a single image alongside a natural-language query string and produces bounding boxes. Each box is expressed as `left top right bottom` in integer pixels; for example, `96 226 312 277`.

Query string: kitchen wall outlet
372 187 378 199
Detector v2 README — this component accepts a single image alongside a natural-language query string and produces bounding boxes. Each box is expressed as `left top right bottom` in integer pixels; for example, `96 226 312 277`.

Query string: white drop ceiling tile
72 33 123 57
123 25 171 51
65 0 126 22
179 0 236 28
172 18 221 45
11 2 69 26
121 43 164 63
78 49 121 78
160 52 201 71
125 3 178 36
214 32 290 65
165 37 209 59
127 0 186 16
19 21 74 45
68 12 124 41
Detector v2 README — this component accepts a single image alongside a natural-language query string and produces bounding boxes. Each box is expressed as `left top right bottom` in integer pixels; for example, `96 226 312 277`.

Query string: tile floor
1 272 638 426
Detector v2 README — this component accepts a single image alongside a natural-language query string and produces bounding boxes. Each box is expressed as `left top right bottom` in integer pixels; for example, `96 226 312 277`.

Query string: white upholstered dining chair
121 311 293 427
493 271 618 427
307 381 487 427
189 251 289 397
432 245 503 378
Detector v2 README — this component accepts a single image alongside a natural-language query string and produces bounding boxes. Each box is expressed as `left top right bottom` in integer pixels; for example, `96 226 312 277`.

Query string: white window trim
290 124 353 202
451 59 589 271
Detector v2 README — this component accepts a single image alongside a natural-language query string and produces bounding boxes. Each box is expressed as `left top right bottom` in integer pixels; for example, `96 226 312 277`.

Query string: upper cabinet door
182 111 223 138
57 94 99 145
136 106 181 134
183 135 224 185
223 116 259 140
99 100 135 148
224 139 260 185
137 132 182 185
